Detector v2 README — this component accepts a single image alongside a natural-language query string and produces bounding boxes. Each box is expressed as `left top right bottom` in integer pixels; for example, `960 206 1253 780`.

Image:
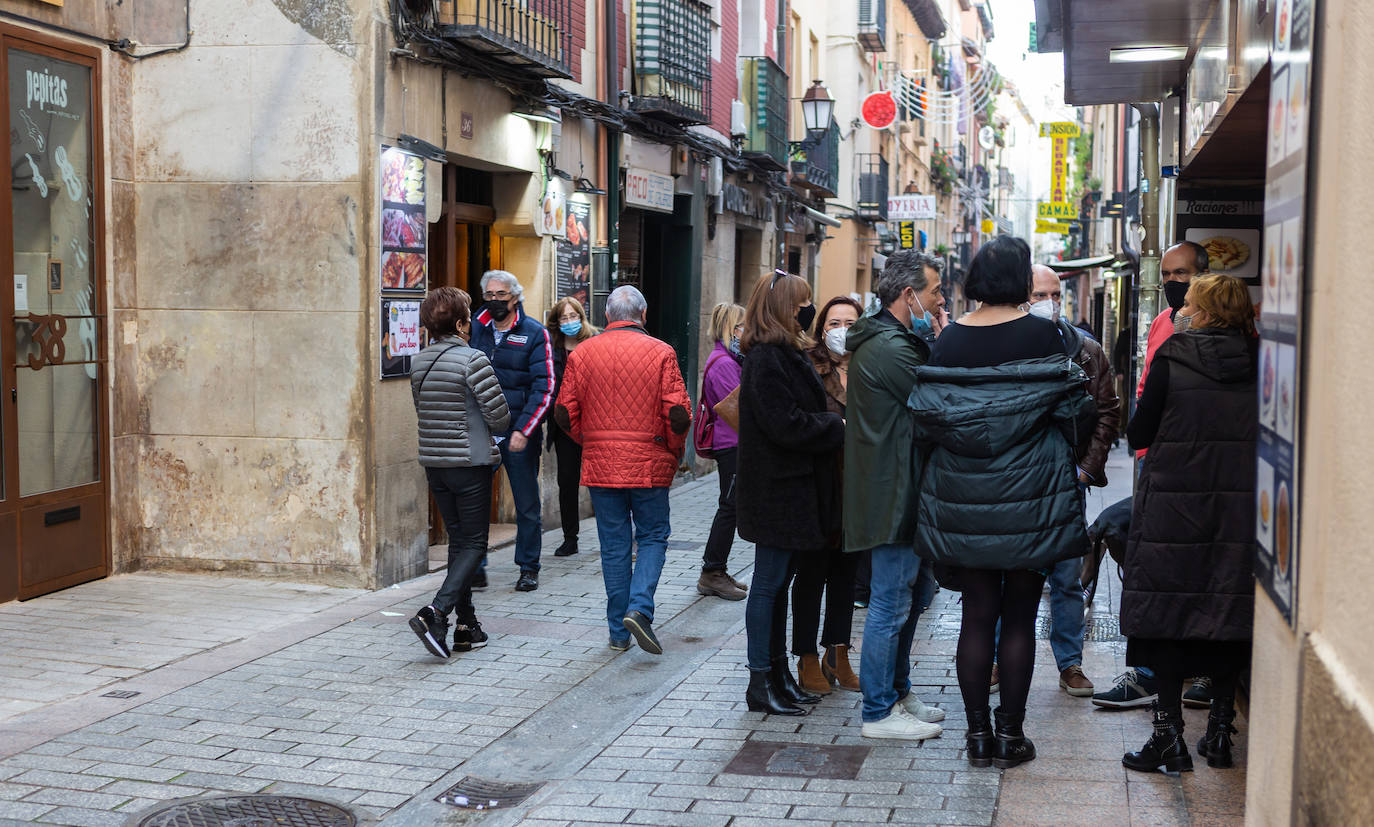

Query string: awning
803 206 842 228
1047 253 1118 272
904 0 948 41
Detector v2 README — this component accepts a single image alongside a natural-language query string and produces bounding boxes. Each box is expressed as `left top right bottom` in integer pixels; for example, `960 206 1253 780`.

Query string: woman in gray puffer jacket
407 287 510 660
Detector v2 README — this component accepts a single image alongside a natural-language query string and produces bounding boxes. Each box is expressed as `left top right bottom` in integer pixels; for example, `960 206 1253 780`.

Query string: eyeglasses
483 291 513 300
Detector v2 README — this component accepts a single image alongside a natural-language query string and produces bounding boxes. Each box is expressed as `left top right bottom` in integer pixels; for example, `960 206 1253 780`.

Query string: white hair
606 285 648 322
480 270 523 299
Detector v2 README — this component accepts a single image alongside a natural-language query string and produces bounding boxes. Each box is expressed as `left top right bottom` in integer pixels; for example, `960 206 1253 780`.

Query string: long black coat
736 342 845 551
1120 328 1257 642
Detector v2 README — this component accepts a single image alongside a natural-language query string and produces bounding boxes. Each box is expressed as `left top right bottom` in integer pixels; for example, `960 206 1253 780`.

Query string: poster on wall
1254 0 1314 627
381 299 421 379
556 199 592 307
379 146 427 293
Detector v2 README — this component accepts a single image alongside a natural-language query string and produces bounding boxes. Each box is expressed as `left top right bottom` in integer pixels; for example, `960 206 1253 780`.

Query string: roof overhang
904 0 948 41
1048 253 1118 272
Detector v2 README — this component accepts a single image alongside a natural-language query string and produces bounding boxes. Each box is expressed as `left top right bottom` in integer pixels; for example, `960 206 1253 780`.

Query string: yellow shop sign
1040 122 1081 138
1035 219 1075 234
1037 202 1078 220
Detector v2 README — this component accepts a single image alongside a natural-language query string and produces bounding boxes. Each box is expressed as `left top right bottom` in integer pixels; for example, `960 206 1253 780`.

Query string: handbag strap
414 343 463 399
699 351 728 407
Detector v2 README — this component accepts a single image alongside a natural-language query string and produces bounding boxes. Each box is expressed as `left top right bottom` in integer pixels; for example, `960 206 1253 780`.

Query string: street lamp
801 80 835 135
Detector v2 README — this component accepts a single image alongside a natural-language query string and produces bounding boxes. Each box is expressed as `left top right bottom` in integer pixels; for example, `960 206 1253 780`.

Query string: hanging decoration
860 90 898 130
888 61 1003 128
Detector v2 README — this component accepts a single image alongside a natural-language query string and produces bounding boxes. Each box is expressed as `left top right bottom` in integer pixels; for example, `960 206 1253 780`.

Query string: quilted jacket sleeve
515 325 554 437
555 349 584 445
660 350 692 461
469 351 511 435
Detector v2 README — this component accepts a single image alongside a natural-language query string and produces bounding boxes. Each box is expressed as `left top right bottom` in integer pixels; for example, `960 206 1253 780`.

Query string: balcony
630 0 712 124
856 154 890 220
790 120 840 198
437 0 572 78
740 57 789 169
858 0 887 53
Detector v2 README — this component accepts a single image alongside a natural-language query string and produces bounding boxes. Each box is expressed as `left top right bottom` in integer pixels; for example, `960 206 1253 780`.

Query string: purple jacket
701 341 743 450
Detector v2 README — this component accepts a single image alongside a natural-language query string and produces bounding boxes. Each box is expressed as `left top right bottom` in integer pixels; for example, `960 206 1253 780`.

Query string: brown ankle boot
796 654 832 694
822 645 861 692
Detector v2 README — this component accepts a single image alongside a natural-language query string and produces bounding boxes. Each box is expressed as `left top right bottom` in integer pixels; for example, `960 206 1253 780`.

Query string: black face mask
1163 280 1190 313
796 304 817 334
485 299 512 322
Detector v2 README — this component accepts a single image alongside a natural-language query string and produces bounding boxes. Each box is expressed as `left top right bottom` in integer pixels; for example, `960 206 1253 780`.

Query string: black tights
1151 662 1239 716
957 569 1046 715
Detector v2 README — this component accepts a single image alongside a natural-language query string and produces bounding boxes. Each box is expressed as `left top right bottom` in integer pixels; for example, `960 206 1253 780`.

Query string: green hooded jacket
907 356 1095 571
842 310 931 553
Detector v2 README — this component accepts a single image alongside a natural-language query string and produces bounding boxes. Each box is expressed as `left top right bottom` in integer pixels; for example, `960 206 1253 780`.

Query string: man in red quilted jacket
554 286 692 654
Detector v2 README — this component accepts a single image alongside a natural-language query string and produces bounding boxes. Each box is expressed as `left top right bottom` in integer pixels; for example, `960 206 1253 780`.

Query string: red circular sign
861 91 897 130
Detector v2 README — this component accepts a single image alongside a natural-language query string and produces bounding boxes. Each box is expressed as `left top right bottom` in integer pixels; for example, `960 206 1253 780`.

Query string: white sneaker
860 705 942 740
898 692 946 723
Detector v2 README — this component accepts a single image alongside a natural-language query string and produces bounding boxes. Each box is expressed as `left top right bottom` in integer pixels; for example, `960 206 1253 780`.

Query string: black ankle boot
992 707 1036 768
554 536 579 557
966 707 994 768
1197 696 1239 768
772 657 821 705
1123 702 1193 774
746 668 807 716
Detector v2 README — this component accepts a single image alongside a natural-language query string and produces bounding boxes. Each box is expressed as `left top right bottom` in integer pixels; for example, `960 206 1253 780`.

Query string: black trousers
791 547 858 656
427 465 494 621
552 428 583 539
853 549 873 602
702 447 738 572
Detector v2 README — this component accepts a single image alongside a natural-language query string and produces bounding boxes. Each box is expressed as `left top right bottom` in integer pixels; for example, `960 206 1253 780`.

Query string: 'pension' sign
1040 122 1081 138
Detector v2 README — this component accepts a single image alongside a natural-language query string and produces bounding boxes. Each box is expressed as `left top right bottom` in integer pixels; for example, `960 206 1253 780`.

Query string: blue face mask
910 295 936 338
559 320 582 336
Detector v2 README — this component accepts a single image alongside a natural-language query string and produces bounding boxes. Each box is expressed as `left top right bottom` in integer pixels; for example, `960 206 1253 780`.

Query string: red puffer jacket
554 321 691 488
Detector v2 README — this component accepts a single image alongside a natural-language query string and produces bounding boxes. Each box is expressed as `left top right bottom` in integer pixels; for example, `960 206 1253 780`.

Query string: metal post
1131 102 1160 396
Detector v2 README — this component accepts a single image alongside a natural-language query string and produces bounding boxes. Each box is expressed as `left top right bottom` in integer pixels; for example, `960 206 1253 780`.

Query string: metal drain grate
1035 612 1124 641
101 690 141 699
132 794 355 827
435 776 545 810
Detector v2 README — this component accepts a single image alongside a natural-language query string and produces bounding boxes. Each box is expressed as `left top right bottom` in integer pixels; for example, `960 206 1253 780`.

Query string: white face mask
823 327 848 356
1027 299 1059 321
1173 313 1195 335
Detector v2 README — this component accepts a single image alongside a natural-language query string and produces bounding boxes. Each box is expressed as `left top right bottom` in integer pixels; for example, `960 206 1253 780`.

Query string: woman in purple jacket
697 302 751 601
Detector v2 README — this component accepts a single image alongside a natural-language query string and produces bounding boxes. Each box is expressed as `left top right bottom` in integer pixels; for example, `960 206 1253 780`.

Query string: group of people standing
402 236 1259 776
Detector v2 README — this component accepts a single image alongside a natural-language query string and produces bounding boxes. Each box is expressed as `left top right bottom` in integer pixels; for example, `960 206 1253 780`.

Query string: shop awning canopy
1048 253 1118 272
1036 0 1214 105
904 0 947 41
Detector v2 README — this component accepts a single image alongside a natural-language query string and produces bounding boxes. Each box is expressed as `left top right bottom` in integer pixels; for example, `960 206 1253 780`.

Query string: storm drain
101 690 141 699
131 794 355 827
435 776 545 810
1035 611 1123 641
723 740 871 780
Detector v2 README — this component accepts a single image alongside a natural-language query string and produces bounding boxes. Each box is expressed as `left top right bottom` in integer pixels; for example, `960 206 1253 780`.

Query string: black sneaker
408 606 450 658
622 611 662 655
1092 669 1160 709
515 572 539 591
609 637 631 652
471 569 488 590
452 624 473 653
466 620 489 649
1183 677 1213 709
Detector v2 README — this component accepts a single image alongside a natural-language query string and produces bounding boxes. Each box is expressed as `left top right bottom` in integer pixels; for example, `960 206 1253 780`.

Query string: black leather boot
992 707 1036 768
772 656 821 705
966 707 994 768
1123 702 1193 774
1197 695 1239 768
746 668 807 716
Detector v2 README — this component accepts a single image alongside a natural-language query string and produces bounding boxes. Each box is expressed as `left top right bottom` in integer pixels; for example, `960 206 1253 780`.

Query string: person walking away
469 270 554 592
696 302 750 601
1119 274 1257 774
791 296 865 694
734 271 844 716
554 286 691 654
1026 264 1122 698
407 287 511 657
546 297 598 557
909 236 1095 768
845 250 949 741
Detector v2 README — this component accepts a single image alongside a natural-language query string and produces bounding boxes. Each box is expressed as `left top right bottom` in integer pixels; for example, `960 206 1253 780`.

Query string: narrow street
0 448 1244 826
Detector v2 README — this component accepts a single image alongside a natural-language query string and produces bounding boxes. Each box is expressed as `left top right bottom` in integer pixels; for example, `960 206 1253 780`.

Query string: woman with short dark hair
407 286 511 659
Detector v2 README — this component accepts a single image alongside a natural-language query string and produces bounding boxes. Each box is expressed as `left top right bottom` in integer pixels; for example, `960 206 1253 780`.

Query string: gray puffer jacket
411 336 510 467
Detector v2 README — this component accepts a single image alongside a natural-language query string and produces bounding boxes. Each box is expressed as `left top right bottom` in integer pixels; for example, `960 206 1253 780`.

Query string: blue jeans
859 544 928 722
745 545 797 671
499 430 543 574
589 487 670 641
1046 556 1085 672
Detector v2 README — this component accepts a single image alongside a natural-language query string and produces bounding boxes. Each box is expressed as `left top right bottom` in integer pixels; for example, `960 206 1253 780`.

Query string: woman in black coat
1121 273 1257 774
735 271 845 716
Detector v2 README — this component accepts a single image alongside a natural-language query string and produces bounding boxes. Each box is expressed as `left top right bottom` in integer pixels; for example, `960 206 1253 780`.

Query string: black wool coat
736 342 845 551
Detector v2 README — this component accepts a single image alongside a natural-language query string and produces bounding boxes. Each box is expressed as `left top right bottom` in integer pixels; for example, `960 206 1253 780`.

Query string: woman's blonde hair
708 302 745 345
1186 274 1255 336
546 296 598 344
741 271 813 352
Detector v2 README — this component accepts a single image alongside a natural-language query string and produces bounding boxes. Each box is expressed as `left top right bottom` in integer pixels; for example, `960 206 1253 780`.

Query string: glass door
1 32 108 601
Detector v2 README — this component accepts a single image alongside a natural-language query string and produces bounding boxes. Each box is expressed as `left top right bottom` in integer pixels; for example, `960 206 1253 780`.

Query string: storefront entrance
0 30 108 602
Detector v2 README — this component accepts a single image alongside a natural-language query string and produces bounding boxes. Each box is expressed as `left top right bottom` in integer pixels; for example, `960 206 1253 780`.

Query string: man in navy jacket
469 270 554 591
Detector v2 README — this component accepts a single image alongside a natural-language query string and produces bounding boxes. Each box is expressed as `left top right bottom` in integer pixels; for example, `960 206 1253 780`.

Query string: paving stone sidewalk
0 448 1246 826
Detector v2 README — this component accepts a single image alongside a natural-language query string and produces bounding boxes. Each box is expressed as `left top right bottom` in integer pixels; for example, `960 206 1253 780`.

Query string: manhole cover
435 776 545 810
723 741 871 780
132 795 355 827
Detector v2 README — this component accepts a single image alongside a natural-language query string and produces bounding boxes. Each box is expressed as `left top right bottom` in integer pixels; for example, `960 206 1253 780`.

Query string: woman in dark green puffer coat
907 236 1095 770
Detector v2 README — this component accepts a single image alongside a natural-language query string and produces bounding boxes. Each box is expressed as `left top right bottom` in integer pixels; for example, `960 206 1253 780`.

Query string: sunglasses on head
770 269 790 290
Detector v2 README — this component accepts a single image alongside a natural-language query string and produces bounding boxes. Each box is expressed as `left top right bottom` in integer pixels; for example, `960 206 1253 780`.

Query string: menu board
556 199 592 306
379 146 427 293
1255 0 1314 626
381 299 420 379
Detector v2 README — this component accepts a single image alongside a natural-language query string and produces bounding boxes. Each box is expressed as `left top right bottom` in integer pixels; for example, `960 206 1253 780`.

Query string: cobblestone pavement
0 448 1246 826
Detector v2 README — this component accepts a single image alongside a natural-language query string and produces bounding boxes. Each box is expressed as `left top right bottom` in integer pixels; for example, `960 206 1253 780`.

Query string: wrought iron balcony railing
856 153 890 220
790 119 840 198
437 0 572 78
630 0 712 124
740 57 789 169
858 0 887 53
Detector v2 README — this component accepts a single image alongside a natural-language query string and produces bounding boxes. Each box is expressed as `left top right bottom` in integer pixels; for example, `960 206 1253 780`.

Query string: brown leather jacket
1058 320 1120 486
